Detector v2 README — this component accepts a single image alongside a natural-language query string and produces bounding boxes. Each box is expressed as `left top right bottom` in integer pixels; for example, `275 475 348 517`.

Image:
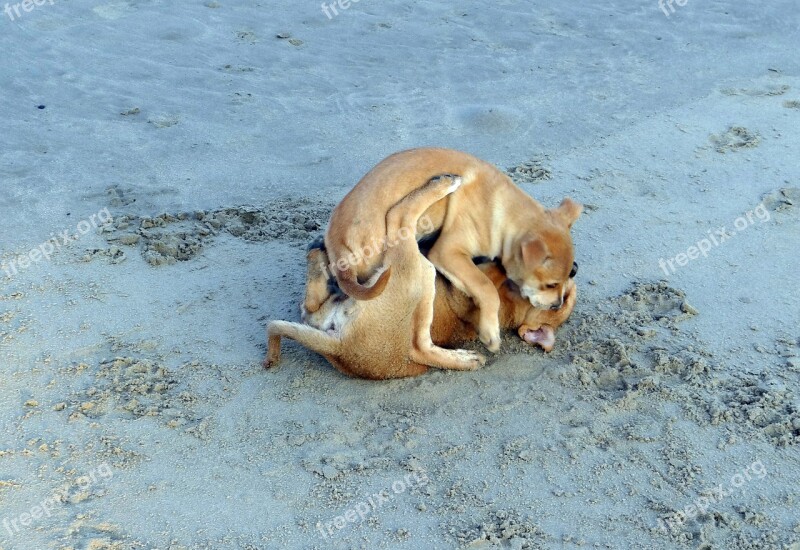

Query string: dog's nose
549 301 563 311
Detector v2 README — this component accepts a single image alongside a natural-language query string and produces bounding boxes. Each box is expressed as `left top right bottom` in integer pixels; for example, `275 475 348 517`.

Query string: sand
1 0 799 548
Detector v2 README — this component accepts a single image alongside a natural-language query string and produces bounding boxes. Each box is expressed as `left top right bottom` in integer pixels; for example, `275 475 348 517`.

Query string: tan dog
266 249 576 379
267 174 486 379
429 262 577 354
266 210 578 379
321 147 582 352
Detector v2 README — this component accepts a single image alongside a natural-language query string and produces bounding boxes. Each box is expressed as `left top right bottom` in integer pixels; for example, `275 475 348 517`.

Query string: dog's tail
265 320 341 368
334 263 392 301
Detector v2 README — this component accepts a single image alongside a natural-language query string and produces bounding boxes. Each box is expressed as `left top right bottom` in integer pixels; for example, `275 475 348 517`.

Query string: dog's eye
569 262 578 278
545 283 558 290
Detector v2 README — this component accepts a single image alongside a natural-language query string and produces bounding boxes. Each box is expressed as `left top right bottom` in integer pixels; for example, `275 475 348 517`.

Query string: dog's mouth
522 326 555 351
521 288 551 309
520 287 536 302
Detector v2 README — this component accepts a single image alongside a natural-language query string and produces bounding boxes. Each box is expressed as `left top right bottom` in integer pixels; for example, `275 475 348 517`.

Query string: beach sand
1 0 799 548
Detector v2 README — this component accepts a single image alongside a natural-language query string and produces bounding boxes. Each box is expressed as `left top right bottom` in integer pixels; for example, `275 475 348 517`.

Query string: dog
320 147 582 353
266 247 577 379
302 241 577 355
266 174 487 379
428 260 577 354
265 184 578 379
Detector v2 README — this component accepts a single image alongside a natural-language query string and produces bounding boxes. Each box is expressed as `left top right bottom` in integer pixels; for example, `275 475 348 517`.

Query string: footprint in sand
709 126 760 153
506 159 552 184
236 30 257 44
761 187 800 213
147 115 180 128
721 84 789 97
100 200 330 267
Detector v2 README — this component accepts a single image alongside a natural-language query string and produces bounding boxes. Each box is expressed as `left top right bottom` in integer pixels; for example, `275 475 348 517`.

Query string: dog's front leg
429 248 502 352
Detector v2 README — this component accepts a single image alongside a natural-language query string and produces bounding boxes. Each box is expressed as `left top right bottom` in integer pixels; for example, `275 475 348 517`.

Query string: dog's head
301 245 355 334
520 277 578 331
302 246 334 315
507 198 582 310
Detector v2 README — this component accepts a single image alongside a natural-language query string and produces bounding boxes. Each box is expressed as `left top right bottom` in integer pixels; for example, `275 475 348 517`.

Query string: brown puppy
429 262 577 353
321 147 582 353
266 240 578 381
267 174 486 379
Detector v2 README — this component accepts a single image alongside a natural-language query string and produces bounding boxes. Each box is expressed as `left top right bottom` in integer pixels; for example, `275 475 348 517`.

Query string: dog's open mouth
522 326 556 352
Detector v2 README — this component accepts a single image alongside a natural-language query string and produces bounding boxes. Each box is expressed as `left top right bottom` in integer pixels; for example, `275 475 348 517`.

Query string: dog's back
325 148 505 300
268 174 473 379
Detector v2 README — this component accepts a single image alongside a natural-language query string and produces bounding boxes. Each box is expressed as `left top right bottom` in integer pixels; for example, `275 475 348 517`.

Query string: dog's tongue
522 326 556 352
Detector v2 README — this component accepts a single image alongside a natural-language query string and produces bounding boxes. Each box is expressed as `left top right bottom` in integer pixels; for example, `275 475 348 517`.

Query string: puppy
429 262 577 354
267 174 486 379
301 238 579 352
267 237 578 381
321 147 582 352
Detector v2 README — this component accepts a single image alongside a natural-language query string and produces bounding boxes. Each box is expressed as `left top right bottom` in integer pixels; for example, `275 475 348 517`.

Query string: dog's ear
521 237 548 267
552 198 583 228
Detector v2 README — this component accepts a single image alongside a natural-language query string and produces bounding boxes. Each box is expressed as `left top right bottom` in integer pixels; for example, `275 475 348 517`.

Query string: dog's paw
430 173 463 194
479 329 501 353
470 352 488 369
453 349 487 370
445 175 463 194
264 355 280 369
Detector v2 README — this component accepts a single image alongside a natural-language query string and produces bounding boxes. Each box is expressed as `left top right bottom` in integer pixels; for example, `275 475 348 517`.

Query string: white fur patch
446 176 463 193
303 297 353 337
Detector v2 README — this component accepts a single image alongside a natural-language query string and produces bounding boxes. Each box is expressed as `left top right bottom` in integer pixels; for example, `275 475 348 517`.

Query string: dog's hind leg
408 261 486 371
385 173 462 237
385 174 485 371
265 320 340 368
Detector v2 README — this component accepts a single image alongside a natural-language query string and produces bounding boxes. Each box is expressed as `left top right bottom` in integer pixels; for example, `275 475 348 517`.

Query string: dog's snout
549 300 563 311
